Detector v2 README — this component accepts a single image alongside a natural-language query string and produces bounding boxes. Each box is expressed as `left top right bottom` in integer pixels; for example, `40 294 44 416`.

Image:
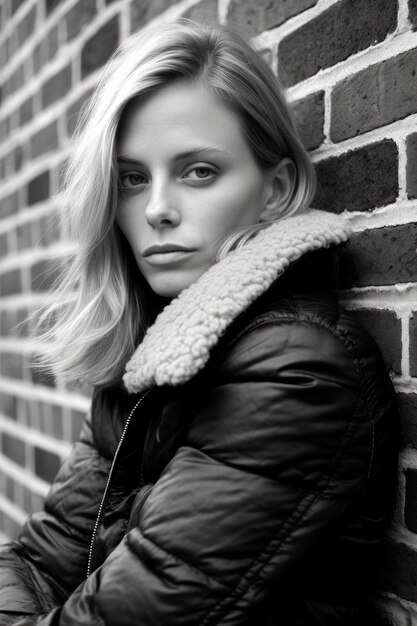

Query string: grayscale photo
0 0 414 624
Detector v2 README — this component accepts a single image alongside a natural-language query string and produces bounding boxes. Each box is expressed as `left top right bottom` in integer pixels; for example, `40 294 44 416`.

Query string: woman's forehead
116 81 250 163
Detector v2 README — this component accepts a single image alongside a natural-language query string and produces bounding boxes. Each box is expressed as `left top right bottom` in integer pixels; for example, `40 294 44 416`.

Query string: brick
16 222 31 250
19 97 33 126
4 152 13 175
15 397 26 424
130 0 178 32
331 48 417 142
66 0 97 41
352 309 401 375
291 91 324 150
314 140 398 213
405 468 417 533
3 151 13 174
3 77 12 104
23 486 33 514
0 232 7 257
30 121 59 159
47 404 64 440
46 25 59 62
0 118 9 142
31 259 60 292
65 88 93 136
26 400 41 430
41 402 64 440
0 394 17 419
1 78 12 103
5 475 15 501
0 309 16 336
46 0 64 15
410 0 417 29
278 0 397 86
12 145 23 172
7 31 18 62
182 0 218 23
411 312 417 377
407 133 417 199
22 486 44 515
33 42 42 74
41 64 72 109
11 0 26 14
0 41 7 68
2 432 25 464
0 352 23 379
71 409 86 442
10 63 24 93
27 170 50 205
9 111 19 135
380 539 417 602
34 447 60 482
0 269 21 296
24 55 34 82
226 0 317 35
339 223 417 287
0 191 18 218
7 33 18 62
81 16 119 78
17 6 36 46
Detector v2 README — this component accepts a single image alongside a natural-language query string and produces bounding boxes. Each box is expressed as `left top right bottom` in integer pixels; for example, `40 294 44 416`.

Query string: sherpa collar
123 209 352 393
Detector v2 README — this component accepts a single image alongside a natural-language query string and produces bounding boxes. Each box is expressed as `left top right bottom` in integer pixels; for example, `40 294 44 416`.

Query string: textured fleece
123 209 352 393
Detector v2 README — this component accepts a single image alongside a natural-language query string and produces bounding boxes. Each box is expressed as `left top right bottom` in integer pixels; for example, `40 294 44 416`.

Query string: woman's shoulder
216 251 395 415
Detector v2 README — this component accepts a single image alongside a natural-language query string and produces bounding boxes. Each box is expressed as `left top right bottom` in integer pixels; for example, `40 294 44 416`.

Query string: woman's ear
261 158 297 220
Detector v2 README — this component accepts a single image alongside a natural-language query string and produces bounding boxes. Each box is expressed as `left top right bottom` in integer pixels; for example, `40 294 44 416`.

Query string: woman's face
116 81 272 298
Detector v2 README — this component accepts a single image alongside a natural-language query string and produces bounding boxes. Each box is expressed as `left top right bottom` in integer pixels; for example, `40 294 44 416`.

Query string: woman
0 19 396 626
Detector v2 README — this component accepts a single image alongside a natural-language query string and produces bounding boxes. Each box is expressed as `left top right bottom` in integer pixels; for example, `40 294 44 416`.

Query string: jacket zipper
86 387 153 578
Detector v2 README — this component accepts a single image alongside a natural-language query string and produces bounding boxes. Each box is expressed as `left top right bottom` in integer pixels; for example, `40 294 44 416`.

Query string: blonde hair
34 19 316 387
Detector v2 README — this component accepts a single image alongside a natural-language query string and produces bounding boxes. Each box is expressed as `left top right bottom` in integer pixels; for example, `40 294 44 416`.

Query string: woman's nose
144 184 180 228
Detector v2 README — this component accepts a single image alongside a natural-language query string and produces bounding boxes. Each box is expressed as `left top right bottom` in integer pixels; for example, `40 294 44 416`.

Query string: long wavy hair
33 19 316 387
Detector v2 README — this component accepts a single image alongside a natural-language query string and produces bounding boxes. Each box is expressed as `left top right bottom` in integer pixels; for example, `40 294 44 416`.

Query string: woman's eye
119 172 147 188
184 165 217 182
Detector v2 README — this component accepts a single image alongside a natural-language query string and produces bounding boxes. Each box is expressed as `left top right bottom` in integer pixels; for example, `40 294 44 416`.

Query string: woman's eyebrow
117 156 144 166
172 147 230 161
116 147 230 165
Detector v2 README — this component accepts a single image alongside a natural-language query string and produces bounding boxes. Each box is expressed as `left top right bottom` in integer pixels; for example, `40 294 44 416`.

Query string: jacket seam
201 395 363 625
136 530 233 592
245 312 382 426
228 312 365 397
229 312 378 483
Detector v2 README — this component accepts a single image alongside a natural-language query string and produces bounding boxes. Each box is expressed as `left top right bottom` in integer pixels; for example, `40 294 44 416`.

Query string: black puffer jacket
0 211 397 625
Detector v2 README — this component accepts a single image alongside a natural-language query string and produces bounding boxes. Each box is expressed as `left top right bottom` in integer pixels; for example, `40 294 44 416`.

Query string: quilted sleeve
7 317 394 626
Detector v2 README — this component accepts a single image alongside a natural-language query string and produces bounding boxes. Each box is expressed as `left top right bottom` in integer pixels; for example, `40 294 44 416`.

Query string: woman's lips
143 244 194 257
143 249 195 265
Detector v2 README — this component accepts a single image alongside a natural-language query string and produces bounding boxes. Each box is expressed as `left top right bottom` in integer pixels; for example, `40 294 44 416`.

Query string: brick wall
0 0 415 623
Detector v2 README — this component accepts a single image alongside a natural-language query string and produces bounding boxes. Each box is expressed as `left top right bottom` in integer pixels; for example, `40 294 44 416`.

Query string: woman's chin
145 268 207 299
